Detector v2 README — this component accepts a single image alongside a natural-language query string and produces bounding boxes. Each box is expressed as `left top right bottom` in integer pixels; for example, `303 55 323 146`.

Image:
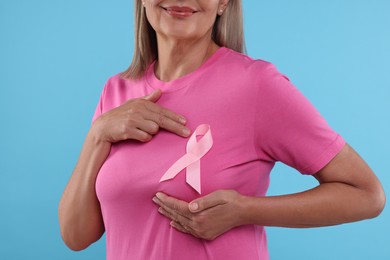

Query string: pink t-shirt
92 47 345 260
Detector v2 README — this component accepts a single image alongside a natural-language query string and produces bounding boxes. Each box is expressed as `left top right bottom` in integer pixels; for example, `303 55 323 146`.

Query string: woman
59 0 385 259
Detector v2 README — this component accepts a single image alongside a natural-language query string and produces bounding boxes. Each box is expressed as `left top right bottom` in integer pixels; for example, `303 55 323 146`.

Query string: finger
189 191 226 213
146 102 187 125
170 221 191 234
143 89 162 103
130 128 153 143
143 109 190 137
136 120 159 135
157 205 191 227
142 89 187 125
154 193 192 219
170 221 201 238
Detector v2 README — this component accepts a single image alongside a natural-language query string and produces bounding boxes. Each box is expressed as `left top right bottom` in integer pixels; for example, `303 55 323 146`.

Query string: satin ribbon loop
159 124 213 194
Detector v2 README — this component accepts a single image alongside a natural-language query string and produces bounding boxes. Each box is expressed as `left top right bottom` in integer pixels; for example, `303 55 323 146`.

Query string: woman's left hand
152 190 246 240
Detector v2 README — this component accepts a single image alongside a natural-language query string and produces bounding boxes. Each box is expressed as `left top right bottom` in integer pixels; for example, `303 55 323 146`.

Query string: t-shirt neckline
144 47 228 93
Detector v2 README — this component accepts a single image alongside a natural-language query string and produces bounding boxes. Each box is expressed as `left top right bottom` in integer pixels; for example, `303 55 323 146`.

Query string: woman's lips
162 6 197 18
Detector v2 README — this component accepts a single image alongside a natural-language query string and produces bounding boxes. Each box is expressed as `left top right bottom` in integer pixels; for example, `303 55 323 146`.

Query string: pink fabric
92 47 345 260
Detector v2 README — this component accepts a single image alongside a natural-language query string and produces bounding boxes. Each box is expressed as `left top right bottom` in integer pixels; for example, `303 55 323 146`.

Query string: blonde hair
121 0 245 80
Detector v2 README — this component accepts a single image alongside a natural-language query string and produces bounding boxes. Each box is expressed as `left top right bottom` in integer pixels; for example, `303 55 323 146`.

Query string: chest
96 80 272 206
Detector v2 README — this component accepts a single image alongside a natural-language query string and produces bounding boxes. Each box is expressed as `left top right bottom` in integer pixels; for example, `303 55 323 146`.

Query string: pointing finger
143 108 190 137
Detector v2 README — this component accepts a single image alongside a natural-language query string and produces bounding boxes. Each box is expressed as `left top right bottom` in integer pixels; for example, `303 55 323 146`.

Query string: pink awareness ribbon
159 124 213 194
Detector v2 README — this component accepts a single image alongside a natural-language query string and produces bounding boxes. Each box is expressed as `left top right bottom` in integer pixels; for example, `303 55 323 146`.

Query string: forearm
241 182 383 228
154 145 384 240
58 130 110 250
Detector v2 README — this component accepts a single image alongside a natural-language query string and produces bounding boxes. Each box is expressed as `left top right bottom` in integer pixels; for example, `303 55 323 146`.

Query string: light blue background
0 0 389 259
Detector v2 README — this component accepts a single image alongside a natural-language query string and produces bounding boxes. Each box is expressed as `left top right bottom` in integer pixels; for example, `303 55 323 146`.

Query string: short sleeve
254 64 345 174
91 82 108 123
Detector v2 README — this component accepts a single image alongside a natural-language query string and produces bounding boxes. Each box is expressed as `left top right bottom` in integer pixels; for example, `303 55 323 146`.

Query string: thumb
188 191 225 213
143 89 162 103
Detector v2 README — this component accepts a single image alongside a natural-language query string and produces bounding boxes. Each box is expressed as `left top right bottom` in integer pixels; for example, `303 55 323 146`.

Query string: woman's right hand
91 89 191 143
59 89 191 250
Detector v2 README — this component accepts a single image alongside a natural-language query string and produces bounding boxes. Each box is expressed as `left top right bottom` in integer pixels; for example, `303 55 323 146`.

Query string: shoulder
104 73 134 90
219 48 288 82
98 73 148 113
102 72 146 96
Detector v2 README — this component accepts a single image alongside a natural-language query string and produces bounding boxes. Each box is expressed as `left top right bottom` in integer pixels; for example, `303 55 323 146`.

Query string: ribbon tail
186 160 201 194
159 124 212 194
160 154 197 182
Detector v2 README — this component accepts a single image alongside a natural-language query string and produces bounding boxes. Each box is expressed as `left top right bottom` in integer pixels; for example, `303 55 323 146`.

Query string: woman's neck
155 35 219 82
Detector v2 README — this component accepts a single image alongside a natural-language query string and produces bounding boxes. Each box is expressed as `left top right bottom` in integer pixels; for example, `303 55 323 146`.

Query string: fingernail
189 202 199 211
183 128 190 136
152 197 158 203
156 192 163 199
179 117 187 124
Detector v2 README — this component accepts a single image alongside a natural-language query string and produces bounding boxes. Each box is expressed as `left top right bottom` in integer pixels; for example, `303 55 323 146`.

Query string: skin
58 90 191 250
143 0 229 81
58 0 385 250
59 0 229 250
153 144 385 240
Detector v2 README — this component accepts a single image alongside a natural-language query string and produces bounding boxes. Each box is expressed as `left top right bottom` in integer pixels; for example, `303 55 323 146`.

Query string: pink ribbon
159 124 213 194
